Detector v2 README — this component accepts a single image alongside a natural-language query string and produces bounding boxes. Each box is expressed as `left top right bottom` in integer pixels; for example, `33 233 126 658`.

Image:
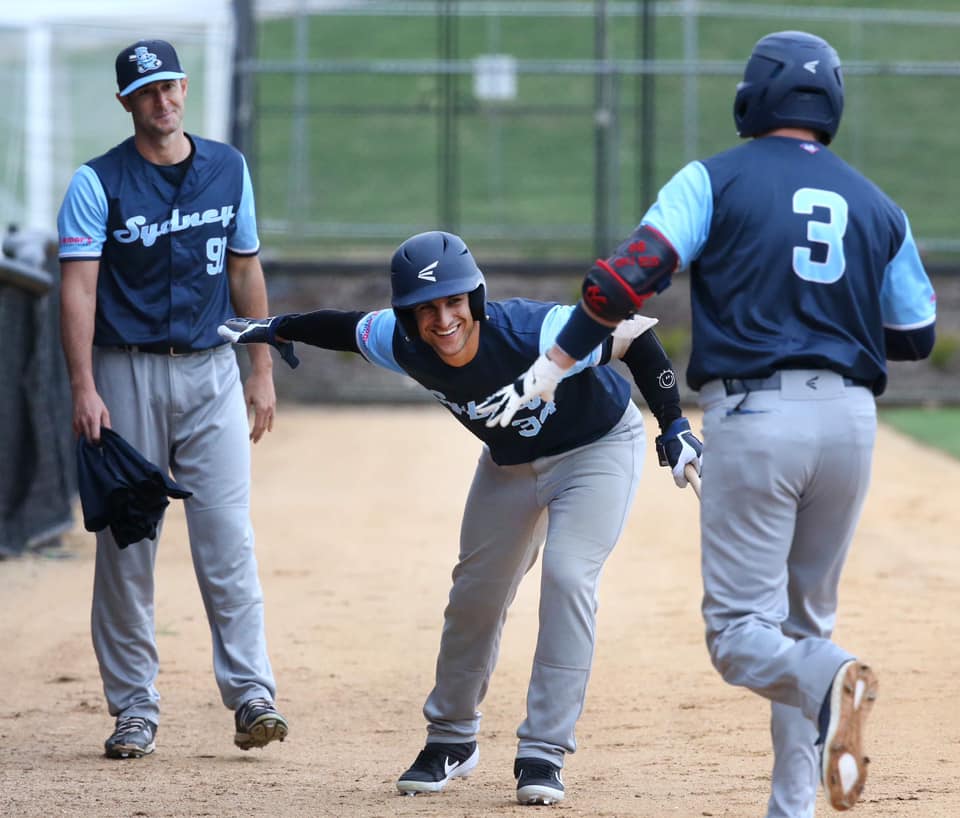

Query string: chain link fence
239 0 960 264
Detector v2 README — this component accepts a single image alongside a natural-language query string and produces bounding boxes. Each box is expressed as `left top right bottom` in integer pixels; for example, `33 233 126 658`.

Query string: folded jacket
76 428 192 548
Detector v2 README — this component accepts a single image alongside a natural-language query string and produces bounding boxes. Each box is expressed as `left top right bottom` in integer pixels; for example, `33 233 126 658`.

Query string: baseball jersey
641 136 936 394
357 299 631 466
57 135 260 351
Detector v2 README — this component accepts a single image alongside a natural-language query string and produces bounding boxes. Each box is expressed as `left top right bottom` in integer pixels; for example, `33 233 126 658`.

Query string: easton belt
723 373 867 395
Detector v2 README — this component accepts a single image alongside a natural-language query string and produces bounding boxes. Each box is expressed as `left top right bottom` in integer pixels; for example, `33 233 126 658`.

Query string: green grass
880 407 960 460
248 3 960 259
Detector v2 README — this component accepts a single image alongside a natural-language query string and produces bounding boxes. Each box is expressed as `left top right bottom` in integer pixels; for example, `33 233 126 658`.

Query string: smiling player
219 229 702 805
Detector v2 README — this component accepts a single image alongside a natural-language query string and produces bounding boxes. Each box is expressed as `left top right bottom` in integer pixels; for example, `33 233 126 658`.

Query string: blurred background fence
0 1 957 556
2 1 959 264
232 0 960 264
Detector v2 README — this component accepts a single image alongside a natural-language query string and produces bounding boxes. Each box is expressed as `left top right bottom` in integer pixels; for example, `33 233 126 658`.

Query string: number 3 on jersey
206 236 226 275
792 187 848 284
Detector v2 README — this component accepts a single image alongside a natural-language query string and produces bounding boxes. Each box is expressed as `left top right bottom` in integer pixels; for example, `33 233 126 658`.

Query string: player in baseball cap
115 39 187 98
59 35 286 762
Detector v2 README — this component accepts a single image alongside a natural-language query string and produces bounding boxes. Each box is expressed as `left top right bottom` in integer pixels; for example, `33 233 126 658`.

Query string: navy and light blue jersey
57 134 259 350
642 136 936 393
357 299 631 466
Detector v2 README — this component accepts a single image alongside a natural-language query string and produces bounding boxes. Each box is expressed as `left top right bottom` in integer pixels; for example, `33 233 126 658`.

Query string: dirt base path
2 406 957 817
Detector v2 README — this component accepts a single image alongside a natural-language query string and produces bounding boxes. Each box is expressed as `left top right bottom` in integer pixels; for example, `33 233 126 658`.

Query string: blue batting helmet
390 231 487 339
733 31 844 145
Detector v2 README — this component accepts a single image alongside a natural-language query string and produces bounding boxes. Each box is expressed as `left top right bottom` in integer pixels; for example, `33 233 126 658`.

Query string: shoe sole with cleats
822 661 878 811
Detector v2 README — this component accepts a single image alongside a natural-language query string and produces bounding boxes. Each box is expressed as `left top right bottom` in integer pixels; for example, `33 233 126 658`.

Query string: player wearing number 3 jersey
58 39 287 759
482 31 936 815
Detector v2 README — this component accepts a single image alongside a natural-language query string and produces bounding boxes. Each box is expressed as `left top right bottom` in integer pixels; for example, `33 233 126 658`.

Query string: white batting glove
218 316 300 369
478 353 568 428
655 418 703 488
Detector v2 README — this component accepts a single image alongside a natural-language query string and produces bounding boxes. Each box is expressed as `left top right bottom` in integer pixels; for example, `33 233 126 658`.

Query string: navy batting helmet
390 231 487 339
733 31 844 145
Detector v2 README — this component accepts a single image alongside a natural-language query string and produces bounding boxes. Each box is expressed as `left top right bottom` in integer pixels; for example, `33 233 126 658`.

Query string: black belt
110 343 216 356
723 373 866 395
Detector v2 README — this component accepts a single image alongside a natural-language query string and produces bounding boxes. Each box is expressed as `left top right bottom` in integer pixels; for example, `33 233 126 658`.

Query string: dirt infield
2 406 958 818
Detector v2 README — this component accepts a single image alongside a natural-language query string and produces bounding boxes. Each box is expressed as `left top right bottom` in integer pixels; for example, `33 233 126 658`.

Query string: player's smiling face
122 78 188 138
413 293 480 367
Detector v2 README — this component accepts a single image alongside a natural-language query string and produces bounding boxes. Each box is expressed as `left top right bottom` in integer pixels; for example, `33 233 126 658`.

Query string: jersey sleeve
57 165 108 260
355 309 406 375
540 304 604 373
640 160 713 270
880 212 937 330
228 156 261 256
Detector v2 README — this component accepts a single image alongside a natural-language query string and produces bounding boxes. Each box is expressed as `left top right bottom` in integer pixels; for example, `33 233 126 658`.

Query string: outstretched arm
218 308 368 363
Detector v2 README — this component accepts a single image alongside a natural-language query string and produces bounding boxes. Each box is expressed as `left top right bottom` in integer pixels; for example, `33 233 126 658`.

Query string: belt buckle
168 347 188 357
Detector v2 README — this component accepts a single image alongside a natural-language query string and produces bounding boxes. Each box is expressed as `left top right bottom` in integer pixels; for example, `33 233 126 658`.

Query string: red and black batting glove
655 418 703 489
218 316 300 369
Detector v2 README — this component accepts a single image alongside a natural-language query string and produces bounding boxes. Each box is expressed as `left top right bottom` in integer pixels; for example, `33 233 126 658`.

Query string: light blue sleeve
541 304 604 373
229 156 261 254
56 165 108 258
355 309 407 375
880 212 937 330
639 160 713 270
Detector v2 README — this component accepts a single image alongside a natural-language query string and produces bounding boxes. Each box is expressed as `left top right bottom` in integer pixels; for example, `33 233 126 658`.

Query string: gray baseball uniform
89 346 275 721
57 118 280 734
481 31 937 816
218 230 699 802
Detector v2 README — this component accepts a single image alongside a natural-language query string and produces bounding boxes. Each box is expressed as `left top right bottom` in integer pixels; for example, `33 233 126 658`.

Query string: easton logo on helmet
418 261 439 282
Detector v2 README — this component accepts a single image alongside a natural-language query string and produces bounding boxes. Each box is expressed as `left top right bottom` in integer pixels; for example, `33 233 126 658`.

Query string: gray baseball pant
90 346 276 724
697 370 877 818
421 402 645 767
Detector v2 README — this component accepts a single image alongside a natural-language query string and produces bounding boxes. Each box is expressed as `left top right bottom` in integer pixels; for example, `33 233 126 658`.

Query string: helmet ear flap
395 308 418 341
468 284 486 322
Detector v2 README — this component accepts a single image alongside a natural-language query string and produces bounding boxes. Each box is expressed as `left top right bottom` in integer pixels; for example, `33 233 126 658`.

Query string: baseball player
58 39 288 758
218 229 703 805
480 31 937 815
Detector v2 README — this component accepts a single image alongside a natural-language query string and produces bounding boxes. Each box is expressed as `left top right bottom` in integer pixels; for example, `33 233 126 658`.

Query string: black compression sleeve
619 329 682 432
275 310 366 352
885 324 935 361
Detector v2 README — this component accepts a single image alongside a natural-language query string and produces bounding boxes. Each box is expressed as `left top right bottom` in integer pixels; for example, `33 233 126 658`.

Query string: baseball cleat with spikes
820 661 878 811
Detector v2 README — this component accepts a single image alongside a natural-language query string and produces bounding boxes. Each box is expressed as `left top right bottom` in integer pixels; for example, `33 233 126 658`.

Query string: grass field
880 407 960 460
250 2 960 259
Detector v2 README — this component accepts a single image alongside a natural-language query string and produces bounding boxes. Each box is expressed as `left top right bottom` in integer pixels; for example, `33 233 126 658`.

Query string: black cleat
515 757 565 805
396 741 479 794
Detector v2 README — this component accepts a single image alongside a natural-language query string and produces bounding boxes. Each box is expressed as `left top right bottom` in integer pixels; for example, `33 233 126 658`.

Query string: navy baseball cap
115 40 186 97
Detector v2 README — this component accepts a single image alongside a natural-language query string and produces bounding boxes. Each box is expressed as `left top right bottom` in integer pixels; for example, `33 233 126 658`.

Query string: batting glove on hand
655 417 703 488
478 352 568 428
218 316 300 369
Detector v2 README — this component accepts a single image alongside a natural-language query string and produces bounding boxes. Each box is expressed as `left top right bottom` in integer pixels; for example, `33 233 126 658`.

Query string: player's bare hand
478 352 568 428
243 369 277 443
71 386 111 444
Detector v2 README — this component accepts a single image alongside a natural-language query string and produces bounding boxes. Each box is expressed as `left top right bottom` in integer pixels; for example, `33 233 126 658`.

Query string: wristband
555 302 616 361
